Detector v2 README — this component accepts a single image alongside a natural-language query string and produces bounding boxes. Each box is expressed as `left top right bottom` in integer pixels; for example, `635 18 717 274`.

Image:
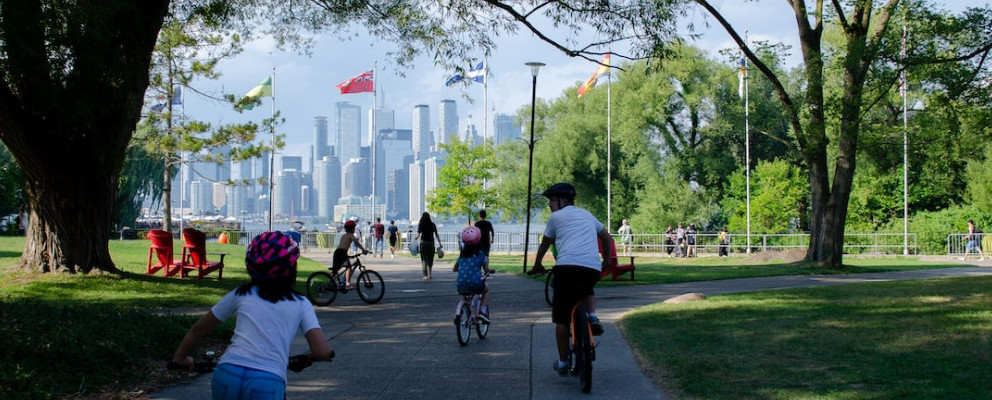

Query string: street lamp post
522 61 544 274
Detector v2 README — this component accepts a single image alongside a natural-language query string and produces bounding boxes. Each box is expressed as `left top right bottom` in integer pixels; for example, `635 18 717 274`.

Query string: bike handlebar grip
166 361 186 371
288 354 313 372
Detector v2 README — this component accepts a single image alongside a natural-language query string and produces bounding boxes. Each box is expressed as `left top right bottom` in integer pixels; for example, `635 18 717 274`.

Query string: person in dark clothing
474 209 495 257
414 212 442 280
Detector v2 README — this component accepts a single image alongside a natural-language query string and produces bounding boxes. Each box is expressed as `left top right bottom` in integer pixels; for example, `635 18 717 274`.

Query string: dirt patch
746 248 806 264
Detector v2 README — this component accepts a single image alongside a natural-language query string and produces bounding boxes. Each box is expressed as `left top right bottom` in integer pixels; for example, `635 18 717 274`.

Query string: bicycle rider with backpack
527 182 613 376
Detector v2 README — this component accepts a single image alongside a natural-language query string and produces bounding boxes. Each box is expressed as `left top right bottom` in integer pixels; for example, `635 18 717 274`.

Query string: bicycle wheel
572 304 593 393
306 271 337 306
456 303 472 346
355 269 385 304
476 301 490 339
544 270 555 307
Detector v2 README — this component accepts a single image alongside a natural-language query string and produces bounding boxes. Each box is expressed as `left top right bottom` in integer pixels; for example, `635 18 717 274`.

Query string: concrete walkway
148 252 992 400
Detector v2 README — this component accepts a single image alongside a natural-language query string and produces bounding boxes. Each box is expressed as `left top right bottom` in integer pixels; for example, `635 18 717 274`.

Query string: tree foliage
426 137 497 222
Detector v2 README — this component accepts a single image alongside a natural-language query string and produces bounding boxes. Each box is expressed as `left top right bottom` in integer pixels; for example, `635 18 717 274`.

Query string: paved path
149 253 992 400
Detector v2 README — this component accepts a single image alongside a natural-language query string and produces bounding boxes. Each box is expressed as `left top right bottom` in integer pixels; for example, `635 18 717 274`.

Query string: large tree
691 0 992 266
0 1 171 273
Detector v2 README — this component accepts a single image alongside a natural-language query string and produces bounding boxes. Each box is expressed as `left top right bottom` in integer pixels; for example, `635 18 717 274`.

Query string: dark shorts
332 248 350 273
551 266 601 324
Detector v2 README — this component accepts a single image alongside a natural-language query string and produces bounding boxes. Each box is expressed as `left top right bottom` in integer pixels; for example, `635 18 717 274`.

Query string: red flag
336 70 374 94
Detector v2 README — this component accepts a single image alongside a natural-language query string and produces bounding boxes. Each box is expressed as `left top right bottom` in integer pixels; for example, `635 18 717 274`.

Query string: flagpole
371 61 378 223
484 58 489 144
179 85 185 235
744 31 751 254
268 67 276 231
902 25 909 255
606 54 612 231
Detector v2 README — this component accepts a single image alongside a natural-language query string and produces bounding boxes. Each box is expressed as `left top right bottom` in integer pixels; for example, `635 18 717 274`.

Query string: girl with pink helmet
453 226 494 323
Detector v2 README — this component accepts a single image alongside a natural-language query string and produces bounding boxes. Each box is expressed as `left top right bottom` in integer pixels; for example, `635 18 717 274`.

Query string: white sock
557 360 569 368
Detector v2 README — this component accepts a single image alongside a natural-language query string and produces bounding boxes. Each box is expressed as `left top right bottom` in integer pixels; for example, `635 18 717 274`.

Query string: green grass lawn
622 277 992 399
0 236 985 399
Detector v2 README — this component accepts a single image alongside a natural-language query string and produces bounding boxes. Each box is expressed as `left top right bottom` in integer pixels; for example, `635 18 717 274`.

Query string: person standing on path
617 219 633 256
527 182 612 376
373 218 386 258
387 220 400 258
474 209 495 258
171 231 334 399
960 219 985 261
415 212 442 280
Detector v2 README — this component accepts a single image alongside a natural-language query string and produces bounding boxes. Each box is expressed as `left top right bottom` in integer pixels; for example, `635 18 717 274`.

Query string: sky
179 1 971 170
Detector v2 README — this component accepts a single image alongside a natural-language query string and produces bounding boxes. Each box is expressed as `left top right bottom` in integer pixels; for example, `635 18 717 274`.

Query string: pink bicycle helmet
461 226 482 246
245 231 299 280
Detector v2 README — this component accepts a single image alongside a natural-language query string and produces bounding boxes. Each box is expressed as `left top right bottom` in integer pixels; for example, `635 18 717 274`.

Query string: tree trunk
0 1 171 274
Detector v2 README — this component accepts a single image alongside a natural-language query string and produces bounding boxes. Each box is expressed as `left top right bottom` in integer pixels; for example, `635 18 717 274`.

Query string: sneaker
589 315 604 336
553 361 569 376
958 257 966 261
981 257 986 261
478 313 490 324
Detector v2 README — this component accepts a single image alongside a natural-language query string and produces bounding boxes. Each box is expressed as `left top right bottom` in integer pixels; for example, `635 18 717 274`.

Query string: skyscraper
313 116 330 166
412 104 432 160
335 102 362 168
315 156 341 219
439 99 458 145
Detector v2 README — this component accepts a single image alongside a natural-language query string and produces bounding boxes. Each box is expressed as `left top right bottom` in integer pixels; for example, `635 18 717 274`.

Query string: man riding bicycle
527 182 613 376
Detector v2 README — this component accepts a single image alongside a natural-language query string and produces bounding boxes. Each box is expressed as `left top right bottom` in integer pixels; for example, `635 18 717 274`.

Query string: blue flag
444 61 487 86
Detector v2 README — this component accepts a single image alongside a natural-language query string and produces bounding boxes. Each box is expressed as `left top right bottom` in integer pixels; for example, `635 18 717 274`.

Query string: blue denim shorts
212 363 285 400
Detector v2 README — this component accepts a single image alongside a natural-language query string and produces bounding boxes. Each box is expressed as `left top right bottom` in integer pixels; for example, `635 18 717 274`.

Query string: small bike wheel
355 270 385 304
456 303 472 346
544 270 555 307
573 305 594 393
476 303 490 339
306 271 337 306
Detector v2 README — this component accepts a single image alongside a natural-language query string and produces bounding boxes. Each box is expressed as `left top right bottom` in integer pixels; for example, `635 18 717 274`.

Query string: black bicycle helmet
540 182 576 199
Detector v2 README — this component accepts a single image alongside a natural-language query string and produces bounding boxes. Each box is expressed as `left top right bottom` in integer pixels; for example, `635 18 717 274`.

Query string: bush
908 205 992 254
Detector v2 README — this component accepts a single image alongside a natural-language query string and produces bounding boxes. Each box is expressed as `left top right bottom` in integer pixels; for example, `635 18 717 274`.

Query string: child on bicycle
452 226 494 323
335 219 369 289
171 231 334 400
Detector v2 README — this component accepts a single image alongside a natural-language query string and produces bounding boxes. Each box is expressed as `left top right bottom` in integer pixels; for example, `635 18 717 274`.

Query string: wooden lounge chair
146 229 182 277
180 228 226 280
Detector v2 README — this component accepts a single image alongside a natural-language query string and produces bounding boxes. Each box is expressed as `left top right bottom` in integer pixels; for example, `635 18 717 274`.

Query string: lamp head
525 61 545 77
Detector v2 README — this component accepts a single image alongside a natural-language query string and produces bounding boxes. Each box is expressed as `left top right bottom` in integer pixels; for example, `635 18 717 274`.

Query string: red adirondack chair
598 235 636 281
180 228 226 280
146 229 181 277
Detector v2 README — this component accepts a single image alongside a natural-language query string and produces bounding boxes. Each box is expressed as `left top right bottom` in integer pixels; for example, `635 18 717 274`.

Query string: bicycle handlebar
168 350 335 373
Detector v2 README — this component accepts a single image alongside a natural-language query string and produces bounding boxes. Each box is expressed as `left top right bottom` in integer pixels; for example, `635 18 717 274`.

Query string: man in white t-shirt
527 182 613 376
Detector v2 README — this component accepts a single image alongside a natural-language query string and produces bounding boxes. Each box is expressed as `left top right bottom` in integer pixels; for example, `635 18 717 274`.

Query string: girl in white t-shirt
172 231 334 400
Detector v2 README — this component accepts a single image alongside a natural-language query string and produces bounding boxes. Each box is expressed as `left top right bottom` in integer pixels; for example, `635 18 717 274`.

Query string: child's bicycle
167 350 333 373
306 252 385 306
454 273 491 346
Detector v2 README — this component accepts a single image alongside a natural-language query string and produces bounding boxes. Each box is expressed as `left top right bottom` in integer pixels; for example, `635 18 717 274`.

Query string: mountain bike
306 253 385 306
453 273 491 346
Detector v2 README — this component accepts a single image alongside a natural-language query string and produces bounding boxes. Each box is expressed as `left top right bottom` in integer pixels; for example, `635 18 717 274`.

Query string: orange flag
577 54 611 98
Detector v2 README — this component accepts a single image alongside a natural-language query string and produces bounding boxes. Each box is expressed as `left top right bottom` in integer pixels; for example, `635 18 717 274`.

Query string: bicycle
566 299 596 393
167 349 333 374
306 252 385 306
531 267 597 393
453 273 491 346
